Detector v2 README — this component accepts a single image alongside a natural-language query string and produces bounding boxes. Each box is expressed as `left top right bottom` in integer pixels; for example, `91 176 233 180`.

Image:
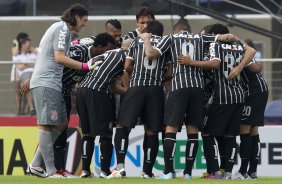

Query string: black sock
184 134 199 176
143 135 159 176
215 136 226 170
100 136 113 175
239 133 252 174
224 137 237 173
202 135 219 173
248 134 260 174
114 128 129 165
81 136 95 172
54 129 67 171
163 132 176 174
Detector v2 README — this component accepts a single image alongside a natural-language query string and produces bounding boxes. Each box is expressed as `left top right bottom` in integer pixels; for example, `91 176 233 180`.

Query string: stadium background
0 0 281 177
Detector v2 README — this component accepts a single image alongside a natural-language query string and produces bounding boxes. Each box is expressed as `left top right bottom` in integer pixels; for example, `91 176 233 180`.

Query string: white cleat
107 168 126 179
26 164 48 178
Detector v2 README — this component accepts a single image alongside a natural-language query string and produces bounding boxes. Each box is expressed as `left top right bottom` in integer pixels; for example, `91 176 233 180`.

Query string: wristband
82 63 89 71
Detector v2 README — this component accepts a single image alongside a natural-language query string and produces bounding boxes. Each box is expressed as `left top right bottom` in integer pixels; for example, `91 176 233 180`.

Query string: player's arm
139 33 161 60
228 44 256 79
216 33 239 42
123 58 134 88
177 55 220 69
110 78 128 95
246 60 262 73
164 63 173 82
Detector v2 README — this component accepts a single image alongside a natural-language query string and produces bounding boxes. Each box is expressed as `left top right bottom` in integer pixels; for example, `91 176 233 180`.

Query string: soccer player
232 39 268 180
183 23 256 179
108 20 169 179
54 33 116 175
141 20 243 179
72 19 122 47
77 39 132 178
25 4 93 178
122 6 155 40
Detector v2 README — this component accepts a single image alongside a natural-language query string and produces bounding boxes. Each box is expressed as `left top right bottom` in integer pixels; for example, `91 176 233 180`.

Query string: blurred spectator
11 32 36 115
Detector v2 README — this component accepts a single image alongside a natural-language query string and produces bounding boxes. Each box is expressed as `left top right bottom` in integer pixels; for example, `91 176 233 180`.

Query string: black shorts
76 88 113 136
205 103 243 136
64 95 72 121
241 91 268 127
118 86 164 132
165 88 204 129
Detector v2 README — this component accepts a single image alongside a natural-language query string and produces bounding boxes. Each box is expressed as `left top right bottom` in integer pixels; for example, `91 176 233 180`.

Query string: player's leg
76 88 95 178
141 86 164 178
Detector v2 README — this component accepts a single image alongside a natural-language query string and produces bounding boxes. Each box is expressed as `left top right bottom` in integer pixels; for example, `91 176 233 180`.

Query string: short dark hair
173 19 191 33
61 3 88 26
94 33 116 47
136 6 155 21
208 23 229 34
200 24 212 34
105 19 122 30
146 20 164 36
245 39 256 50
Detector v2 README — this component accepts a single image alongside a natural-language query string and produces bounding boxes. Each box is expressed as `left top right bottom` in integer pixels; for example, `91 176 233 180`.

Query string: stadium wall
0 116 281 176
0 14 273 61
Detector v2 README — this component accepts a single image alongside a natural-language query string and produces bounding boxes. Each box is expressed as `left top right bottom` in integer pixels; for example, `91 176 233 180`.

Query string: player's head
173 19 191 34
92 33 116 56
200 24 212 35
208 23 229 35
244 39 256 50
136 6 155 34
61 3 88 32
105 19 122 46
146 20 164 37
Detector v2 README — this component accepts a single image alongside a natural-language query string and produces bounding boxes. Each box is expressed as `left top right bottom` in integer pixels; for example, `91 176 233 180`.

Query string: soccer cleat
158 172 175 180
243 173 252 179
223 172 232 180
99 171 109 178
248 172 258 180
204 173 223 179
200 172 209 179
26 164 48 178
59 169 79 178
107 168 126 178
48 171 66 178
80 170 95 178
232 171 247 180
183 174 192 180
140 171 155 179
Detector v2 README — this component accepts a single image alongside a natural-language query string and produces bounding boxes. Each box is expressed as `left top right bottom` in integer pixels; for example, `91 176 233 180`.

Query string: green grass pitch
0 176 282 184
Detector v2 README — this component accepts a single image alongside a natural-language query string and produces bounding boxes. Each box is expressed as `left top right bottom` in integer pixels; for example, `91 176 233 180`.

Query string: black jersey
62 44 91 96
79 48 126 93
241 59 268 97
127 35 169 87
209 41 245 104
122 29 139 41
155 31 216 91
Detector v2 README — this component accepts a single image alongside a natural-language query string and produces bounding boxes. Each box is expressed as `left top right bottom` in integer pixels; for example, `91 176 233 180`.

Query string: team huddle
22 3 268 180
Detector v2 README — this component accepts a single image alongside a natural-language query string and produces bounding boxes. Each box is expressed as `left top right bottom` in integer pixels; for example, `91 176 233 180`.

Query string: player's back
79 48 126 92
210 40 245 104
129 35 169 87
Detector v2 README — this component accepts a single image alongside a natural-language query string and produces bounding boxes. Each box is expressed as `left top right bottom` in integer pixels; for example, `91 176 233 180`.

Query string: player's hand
72 37 94 45
177 55 193 65
139 33 151 40
228 65 243 79
86 58 103 70
20 78 31 95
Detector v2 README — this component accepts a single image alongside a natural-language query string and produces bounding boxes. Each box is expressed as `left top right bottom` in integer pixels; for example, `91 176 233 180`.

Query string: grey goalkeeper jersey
30 21 71 92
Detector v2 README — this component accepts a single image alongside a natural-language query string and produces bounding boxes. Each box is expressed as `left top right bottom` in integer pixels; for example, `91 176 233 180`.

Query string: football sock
239 133 252 174
100 136 113 175
54 129 67 171
184 134 199 176
224 137 237 173
163 132 176 174
202 135 219 173
114 127 129 169
81 136 95 172
143 134 159 176
248 134 260 174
